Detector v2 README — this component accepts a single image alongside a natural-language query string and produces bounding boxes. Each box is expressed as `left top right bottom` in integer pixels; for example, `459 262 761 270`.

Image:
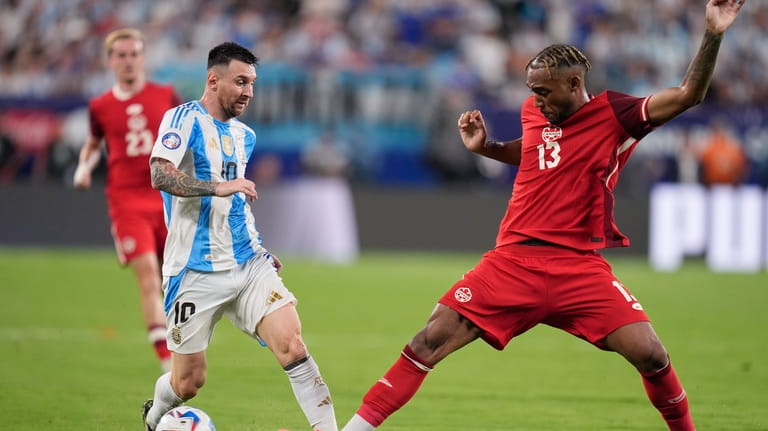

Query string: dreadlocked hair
526 44 591 78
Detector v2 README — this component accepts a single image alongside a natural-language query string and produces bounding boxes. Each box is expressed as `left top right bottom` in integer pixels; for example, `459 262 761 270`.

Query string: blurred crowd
1 0 767 186
0 0 768 104
2 0 767 103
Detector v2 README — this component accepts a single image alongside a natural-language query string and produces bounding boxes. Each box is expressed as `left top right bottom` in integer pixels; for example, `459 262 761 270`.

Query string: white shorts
162 253 297 354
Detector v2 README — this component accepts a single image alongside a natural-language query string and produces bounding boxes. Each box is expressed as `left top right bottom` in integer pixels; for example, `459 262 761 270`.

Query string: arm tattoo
683 30 723 100
151 159 217 197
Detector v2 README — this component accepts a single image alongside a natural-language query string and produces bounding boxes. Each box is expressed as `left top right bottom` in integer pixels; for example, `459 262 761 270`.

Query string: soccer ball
156 406 216 431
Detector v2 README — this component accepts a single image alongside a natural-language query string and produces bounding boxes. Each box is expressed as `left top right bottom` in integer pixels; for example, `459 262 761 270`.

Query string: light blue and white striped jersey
151 100 264 276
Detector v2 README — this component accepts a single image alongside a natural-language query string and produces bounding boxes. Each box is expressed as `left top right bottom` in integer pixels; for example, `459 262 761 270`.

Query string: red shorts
110 210 167 265
438 244 649 350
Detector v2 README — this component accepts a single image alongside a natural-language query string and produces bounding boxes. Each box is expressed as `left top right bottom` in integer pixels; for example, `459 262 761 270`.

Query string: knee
286 335 308 362
631 340 669 374
408 319 479 365
274 334 309 367
606 322 670 373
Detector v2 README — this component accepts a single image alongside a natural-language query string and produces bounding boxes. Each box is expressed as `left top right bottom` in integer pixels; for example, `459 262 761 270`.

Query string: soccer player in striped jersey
73 28 179 373
340 1 746 430
141 42 337 431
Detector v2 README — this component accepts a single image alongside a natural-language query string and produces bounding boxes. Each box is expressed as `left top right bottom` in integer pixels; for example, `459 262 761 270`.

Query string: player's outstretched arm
646 0 747 124
150 157 258 200
457 110 522 166
73 135 102 190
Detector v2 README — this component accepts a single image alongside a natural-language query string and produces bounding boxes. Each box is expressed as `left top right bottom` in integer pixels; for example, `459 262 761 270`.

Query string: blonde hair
103 28 144 55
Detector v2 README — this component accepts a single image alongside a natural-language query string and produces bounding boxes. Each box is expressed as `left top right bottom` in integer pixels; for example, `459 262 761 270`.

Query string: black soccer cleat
141 399 154 431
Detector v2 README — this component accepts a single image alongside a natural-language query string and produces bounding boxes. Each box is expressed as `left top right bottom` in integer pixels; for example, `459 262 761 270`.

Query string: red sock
641 361 695 431
357 345 433 427
148 325 171 362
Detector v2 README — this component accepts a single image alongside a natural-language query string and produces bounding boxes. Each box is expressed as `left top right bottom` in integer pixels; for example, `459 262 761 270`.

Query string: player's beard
223 98 249 119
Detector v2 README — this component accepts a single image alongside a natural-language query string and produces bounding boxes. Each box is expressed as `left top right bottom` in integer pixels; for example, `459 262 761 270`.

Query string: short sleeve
150 106 190 168
606 90 659 140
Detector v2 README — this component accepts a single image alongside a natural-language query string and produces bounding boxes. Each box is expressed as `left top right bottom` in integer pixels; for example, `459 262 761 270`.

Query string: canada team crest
541 126 562 143
454 287 472 303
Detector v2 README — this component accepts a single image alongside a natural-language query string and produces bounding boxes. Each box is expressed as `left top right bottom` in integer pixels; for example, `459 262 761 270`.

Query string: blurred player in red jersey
73 28 181 372
340 1 747 430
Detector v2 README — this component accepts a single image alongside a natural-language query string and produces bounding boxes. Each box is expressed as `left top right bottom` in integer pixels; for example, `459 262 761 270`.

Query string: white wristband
73 164 88 184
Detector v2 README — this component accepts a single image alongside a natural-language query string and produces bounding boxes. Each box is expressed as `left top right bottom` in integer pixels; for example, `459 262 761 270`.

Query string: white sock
341 414 376 431
284 355 338 431
146 372 184 430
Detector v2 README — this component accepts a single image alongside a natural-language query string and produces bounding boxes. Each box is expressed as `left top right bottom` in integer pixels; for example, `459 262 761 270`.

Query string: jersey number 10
221 161 238 181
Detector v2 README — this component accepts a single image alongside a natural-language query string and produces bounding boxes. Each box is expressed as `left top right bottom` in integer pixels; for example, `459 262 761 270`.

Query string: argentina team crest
542 126 562 143
171 326 182 344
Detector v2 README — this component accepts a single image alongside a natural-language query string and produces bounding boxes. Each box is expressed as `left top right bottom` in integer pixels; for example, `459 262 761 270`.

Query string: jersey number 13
537 141 561 170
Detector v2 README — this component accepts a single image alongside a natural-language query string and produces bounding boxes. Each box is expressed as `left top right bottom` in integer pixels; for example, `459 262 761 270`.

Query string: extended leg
605 322 695 431
342 304 483 431
258 304 337 431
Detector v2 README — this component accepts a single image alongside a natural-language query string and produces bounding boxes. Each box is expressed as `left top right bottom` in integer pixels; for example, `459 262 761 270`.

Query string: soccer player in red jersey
340 1 746 430
73 28 180 373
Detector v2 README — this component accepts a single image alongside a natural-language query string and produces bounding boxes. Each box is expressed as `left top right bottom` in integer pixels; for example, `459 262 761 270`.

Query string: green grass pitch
1 248 765 430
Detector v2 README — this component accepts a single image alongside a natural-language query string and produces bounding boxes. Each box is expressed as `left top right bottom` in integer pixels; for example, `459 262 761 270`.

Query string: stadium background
1 0 767 266
1 3 766 430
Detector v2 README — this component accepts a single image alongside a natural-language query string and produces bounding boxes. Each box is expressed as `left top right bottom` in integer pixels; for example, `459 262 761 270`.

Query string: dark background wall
0 183 649 256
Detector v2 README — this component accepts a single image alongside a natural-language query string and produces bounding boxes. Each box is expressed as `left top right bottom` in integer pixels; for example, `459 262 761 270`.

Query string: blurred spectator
252 130 359 264
676 131 700 185
699 121 749 187
249 152 284 187
0 109 61 183
300 130 352 178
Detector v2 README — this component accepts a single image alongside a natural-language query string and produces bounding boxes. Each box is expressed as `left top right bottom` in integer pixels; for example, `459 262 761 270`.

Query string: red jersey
89 82 180 215
496 91 658 250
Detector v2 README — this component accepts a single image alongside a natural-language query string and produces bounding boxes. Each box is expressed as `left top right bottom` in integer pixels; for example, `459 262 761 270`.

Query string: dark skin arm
646 0 746 124
457 109 522 166
457 1 745 164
